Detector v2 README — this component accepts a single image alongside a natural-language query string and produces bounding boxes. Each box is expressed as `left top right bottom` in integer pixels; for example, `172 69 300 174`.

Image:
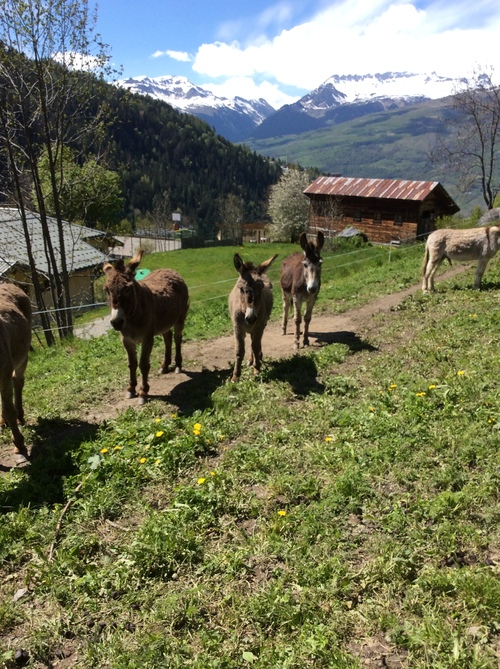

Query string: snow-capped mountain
116 75 275 142
306 72 458 109
116 71 460 143
252 71 459 140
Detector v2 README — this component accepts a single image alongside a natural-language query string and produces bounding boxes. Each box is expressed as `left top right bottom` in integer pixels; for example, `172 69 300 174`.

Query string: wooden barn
304 176 460 244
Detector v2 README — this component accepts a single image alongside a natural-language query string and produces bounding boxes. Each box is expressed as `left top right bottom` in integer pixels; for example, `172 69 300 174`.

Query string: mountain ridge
116 71 460 142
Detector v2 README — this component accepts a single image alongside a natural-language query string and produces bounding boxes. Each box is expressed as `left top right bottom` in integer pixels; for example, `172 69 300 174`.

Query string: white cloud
151 50 192 62
192 1 500 97
203 76 298 109
52 51 105 72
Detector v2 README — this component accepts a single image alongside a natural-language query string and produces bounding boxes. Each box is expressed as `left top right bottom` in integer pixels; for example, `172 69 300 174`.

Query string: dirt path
84 265 467 420
1 265 467 469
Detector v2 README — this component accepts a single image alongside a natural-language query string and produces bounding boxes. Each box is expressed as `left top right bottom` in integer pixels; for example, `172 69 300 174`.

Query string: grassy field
2 239 500 668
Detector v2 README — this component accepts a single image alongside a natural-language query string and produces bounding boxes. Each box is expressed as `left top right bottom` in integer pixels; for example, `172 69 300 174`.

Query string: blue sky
96 0 500 108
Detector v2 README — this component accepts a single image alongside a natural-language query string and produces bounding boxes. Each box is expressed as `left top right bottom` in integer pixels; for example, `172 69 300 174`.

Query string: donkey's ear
103 262 114 275
316 231 325 250
299 232 309 251
127 249 144 275
258 253 278 274
233 253 245 274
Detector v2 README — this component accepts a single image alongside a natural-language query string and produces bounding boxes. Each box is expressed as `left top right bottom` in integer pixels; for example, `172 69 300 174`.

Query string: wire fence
30 235 425 340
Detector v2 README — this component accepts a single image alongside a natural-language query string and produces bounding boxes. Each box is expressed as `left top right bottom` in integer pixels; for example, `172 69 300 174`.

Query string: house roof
304 176 459 212
0 207 107 277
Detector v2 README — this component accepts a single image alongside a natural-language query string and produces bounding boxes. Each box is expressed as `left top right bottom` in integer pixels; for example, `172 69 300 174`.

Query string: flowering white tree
267 169 311 242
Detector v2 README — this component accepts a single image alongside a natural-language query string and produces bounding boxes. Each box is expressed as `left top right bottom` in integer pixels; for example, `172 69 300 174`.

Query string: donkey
228 253 278 382
0 283 32 456
422 226 500 292
103 250 189 404
280 231 325 349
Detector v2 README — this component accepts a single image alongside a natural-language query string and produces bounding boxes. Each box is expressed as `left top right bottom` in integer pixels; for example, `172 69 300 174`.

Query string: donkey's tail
421 245 430 277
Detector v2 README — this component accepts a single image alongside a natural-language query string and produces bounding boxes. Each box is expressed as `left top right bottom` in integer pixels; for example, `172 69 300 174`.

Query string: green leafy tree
217 193 245 242
267 168 312 242
37 146 123 230
0 0 116 342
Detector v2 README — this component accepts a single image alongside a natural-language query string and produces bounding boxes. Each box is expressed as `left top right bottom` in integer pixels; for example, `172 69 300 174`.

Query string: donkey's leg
138 336 154 405
427 255 443 292
0 375 25 454
122 337 138 399
302 296 317 347
231 330 245 382
250 330 263 376
173 322 184 373
160 330 172 373
292 295 303 350
281 290 291 335
13 355 28 425
474 257 489 289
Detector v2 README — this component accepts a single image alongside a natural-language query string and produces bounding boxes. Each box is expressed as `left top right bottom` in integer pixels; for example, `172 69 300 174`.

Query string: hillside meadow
1 239 500 668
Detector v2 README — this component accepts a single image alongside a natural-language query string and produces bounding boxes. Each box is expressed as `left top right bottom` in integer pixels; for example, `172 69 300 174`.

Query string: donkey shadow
308 330 378 353
265 355 325 397
149 368 231 415
0 418 99 511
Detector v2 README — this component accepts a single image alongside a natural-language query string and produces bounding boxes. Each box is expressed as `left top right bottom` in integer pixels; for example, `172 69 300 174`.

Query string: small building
0 206 109 307
304 176 460 244
242 222 269 244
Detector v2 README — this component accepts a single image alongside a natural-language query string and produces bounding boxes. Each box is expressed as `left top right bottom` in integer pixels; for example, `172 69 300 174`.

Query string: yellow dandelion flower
369 407 375 412
210 471 216 476
155 459 161 465
100 448 108 453
428 384 436 390
416 392 426 397
154 418 161 423
139 457 147 464
277 510 287 517
113 445 121 451
457 370 465 376
193 428 201 436
171 413 177 419
194 422 202 431
389 384 397 390
325 436 332 442
197 477 206 485
156 431 164 438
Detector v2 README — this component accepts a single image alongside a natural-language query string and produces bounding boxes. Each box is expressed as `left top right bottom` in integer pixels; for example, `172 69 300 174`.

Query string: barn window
394 212 403 226
354 209 361 221
373 211 382 224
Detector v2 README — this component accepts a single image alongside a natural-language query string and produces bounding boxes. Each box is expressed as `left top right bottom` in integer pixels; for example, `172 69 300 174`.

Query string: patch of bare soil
0 266 467 470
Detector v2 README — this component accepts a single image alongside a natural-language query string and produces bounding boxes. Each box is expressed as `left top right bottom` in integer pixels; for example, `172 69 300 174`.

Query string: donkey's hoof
174 366 182 374
14 450 30 465
230 375 239 383
126 390 137 399
138 395 147 406
159 366 168 374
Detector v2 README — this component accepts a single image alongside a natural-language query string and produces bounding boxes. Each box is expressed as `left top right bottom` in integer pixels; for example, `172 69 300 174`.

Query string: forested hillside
105 89 283 236
0 70 283 238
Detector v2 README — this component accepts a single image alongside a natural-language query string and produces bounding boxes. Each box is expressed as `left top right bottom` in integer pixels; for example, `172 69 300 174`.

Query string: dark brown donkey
280 231 325 349
103 250 189 404
228 253 278 382
0 283 32 456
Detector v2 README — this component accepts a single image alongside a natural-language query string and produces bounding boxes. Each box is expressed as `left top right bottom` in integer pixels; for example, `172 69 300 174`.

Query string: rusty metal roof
304 176 453 203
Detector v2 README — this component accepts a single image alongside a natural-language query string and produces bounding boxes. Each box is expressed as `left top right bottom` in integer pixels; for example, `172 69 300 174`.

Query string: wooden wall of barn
307 195 440 244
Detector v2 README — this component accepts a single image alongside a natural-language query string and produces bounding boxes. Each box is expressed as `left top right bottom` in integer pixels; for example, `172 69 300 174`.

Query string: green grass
77 238 423 341
2 241 500 667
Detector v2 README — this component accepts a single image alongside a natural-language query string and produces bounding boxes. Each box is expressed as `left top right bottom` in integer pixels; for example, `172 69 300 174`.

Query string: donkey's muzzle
110 317 125 331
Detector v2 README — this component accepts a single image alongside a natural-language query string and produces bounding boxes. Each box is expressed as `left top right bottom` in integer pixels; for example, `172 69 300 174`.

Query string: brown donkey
0 283 32 456
103 250 189 404
228 253 278 382
280 231 325 349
